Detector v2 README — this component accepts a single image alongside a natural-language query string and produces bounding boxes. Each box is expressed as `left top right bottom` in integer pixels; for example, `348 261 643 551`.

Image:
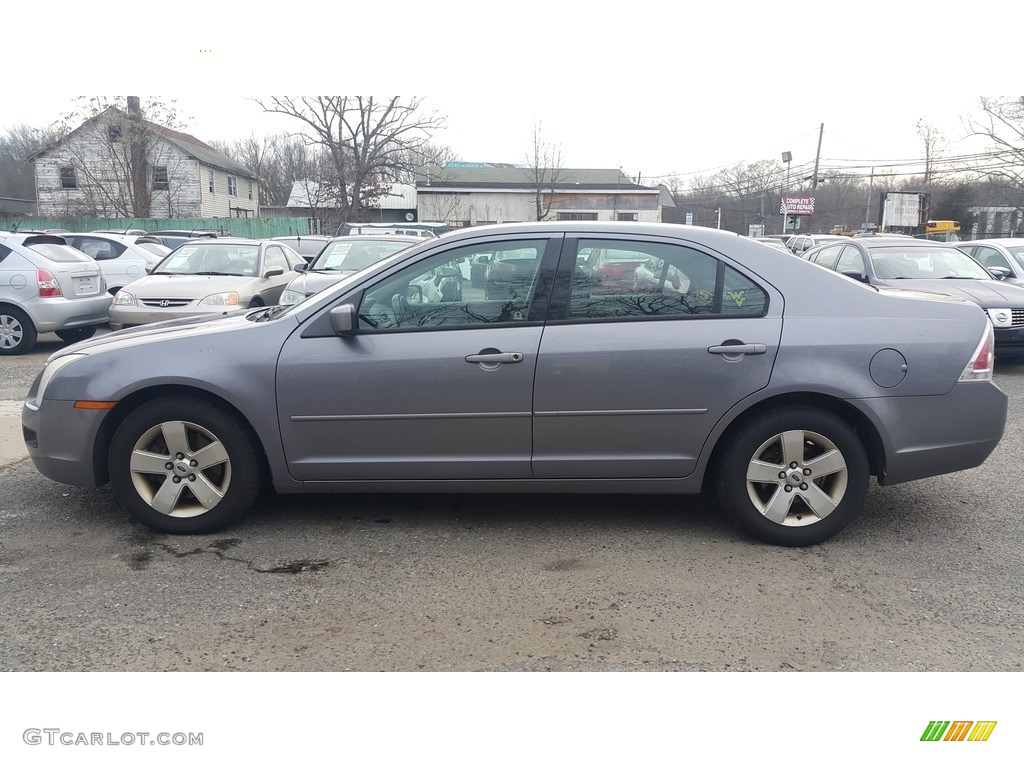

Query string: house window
248 180 254 200
108 125 122 141
153 166 169 190
617 212 638 221
557 212 598 221
60 167 77 189
208 170 215 193
228 176 237 197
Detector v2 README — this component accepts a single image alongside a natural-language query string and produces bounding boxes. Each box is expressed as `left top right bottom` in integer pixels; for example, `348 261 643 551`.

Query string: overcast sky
5 0 1018 187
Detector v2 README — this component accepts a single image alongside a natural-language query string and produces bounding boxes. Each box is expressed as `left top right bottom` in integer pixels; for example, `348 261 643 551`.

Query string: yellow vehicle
925 220 961 234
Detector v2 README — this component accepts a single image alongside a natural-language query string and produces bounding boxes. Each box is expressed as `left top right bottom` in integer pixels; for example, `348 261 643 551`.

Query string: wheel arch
92 384 271 487
702 391 885 487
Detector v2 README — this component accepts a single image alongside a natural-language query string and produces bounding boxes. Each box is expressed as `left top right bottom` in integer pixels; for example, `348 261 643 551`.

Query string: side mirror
987 266 1011 280
293 263 307 272
840 269 869 283
329 304 357 336
263 267 285 279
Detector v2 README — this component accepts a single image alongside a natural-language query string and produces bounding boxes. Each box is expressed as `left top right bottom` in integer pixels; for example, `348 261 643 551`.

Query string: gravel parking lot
1 332 1022 672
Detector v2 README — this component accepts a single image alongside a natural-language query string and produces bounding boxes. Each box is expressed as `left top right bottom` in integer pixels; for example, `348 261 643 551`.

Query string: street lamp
781 151 792 235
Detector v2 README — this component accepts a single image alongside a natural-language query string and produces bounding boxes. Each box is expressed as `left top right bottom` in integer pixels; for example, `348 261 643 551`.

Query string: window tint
567 239 766 320
358 239 547 331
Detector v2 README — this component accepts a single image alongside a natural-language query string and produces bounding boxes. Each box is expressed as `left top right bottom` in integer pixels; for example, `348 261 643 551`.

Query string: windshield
154 243 259 276
870 246 991 280
309 239 413 272
1006 245 1024 270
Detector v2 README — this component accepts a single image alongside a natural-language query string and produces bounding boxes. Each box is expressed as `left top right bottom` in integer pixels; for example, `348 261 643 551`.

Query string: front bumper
108 304 233 330
22 398 108 488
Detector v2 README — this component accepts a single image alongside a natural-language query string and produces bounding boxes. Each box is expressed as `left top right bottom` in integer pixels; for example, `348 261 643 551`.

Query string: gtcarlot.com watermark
23 728 203 747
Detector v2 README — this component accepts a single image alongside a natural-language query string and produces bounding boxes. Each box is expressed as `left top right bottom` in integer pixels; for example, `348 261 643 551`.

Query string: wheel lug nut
784 485 792 492
778 471 786 479
803 468 811 475
790 462 798 468
176 453 184 459
188 474 196 482
165 462 173 470
172 476 181 484
190 459 198 466
800 483 808 490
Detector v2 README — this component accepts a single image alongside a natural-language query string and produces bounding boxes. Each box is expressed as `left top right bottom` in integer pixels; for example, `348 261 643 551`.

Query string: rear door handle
707 343 767 356
465 352 524 364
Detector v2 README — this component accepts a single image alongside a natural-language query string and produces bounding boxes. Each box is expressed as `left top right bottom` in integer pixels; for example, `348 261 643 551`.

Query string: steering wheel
391 294 409 325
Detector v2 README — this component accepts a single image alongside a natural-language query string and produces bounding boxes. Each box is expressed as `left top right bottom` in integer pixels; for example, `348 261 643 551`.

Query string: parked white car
63 233 171 294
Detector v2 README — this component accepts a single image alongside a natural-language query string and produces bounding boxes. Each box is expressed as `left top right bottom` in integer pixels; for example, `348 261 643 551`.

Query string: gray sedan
802 236 1024 353
108 238 305 329
22 222 1008 547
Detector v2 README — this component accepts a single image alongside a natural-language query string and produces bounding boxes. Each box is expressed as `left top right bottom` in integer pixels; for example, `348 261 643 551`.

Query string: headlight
199 292 240 306
112 291 136 306
33 353 87 405
986 308 1013 328
279 288 305 306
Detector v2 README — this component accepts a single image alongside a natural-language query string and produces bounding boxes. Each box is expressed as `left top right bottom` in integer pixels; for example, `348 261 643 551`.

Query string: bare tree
0 124 61 199
523 122 566 221
253 97 445 222
916 118 947 184
966 97 1024 212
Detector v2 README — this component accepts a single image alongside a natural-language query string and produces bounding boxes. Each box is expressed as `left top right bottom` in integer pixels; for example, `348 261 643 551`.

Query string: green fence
0 216 315 238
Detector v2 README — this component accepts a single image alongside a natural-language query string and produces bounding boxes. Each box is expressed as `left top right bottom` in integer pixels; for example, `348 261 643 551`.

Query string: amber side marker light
73 401 118 410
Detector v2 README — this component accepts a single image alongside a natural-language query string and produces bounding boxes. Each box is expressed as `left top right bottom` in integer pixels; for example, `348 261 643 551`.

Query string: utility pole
811 123 824 192
865 166 874 227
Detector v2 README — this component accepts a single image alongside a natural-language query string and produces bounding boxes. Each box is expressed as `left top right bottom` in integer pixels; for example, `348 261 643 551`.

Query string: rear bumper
26 295 112 333
852 382 1008 485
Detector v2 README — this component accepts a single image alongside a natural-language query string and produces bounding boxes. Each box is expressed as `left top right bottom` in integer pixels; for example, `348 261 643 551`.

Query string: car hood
47 309 259 362
285 269 356 296
121 273 258 297
879 278 1024 307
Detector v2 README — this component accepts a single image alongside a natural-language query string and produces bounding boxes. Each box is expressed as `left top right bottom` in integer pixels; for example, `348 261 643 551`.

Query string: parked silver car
955 238 1024 284
63 232 171 294
279 235 425 306
108 238 306 329
22 222 1007 546
0 232 111 355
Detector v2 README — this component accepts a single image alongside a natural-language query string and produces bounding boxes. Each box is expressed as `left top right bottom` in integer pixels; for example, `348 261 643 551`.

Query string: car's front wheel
55 326 97 343
0 307 37 355
109 397 264 534
715 408 869 546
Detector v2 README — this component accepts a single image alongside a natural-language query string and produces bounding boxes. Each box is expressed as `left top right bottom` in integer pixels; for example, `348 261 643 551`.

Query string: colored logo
921 721 997 742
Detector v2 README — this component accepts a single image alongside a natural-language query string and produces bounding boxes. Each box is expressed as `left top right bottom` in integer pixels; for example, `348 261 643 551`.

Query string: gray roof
416 166 656 192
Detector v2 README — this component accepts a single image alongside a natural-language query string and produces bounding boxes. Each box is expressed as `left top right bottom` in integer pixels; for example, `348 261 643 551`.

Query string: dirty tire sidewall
715 407 869 547
109 396 263 534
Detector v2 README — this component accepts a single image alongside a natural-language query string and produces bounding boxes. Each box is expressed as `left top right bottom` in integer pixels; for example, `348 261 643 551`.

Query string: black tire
55 326 98 343
0 306 38 355
108 396 264 534
714 407 869 547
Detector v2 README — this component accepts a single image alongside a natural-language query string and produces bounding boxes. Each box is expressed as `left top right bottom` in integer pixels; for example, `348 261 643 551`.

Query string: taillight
960 322 995 382
37 268 62 298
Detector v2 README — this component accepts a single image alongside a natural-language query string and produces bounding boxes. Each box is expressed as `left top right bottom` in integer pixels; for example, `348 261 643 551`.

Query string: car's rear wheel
0 307 37 355
55 326 97 343
109 397 263 534
715 408 869 546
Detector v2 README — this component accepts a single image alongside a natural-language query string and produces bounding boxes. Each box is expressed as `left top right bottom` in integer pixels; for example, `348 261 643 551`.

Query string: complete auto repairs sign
780 195 815 216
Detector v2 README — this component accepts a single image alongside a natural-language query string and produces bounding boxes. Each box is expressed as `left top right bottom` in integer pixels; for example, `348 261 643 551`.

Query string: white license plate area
73 276 99 295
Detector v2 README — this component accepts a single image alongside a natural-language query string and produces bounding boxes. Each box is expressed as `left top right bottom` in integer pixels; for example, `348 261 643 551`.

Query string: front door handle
707 343 767 356
465 352 524 364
